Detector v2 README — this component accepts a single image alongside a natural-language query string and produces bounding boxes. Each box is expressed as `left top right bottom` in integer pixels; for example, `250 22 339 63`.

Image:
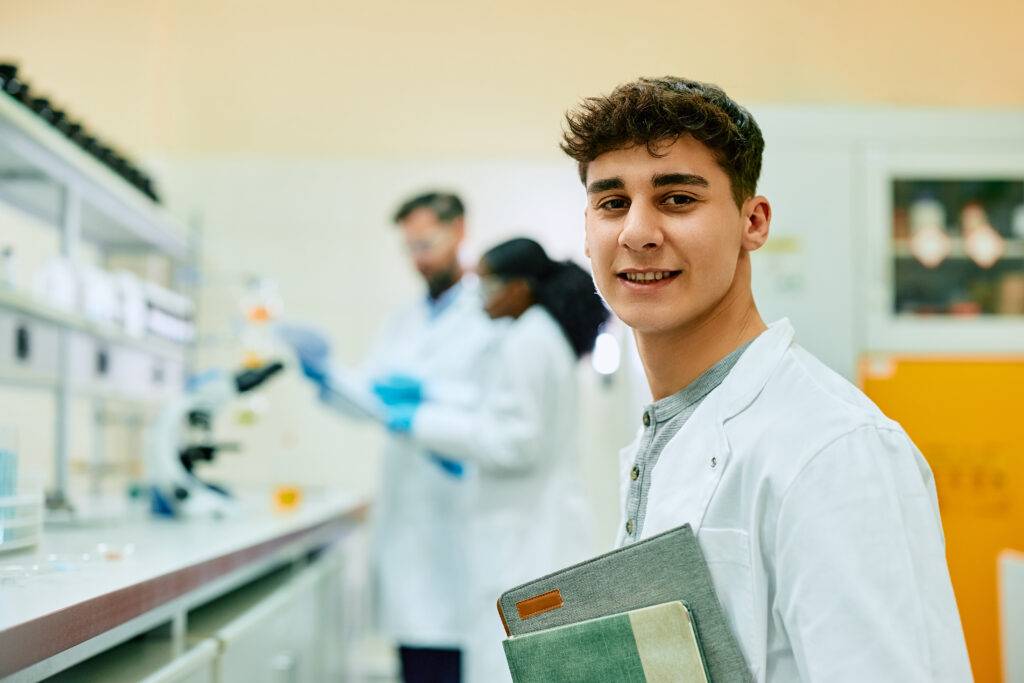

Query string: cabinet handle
15 324 30 361
271 651 297 683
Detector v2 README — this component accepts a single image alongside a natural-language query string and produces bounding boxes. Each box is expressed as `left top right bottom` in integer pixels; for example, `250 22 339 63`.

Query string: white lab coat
618 319 972 682
412 305 593 683
348 280 501 649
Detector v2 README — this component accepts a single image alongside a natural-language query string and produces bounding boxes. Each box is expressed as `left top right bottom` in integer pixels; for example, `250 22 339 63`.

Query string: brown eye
599 198 628 211
665 195 695 206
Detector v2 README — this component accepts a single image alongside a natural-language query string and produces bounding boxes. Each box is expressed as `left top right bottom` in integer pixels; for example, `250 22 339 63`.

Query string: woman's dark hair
482 238 609 358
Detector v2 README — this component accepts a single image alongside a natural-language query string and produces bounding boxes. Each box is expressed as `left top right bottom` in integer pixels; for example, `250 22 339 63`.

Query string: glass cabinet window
893 179 1024 317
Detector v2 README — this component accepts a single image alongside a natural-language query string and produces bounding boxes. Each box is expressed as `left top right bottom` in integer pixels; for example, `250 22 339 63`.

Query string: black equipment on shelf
0 62 162 203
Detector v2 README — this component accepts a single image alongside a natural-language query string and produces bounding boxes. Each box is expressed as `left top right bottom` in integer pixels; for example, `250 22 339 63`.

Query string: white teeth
624 271 673 282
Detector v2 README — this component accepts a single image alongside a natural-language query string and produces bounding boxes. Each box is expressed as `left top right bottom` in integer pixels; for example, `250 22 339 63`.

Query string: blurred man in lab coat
563 77 972 681
285 192 498 683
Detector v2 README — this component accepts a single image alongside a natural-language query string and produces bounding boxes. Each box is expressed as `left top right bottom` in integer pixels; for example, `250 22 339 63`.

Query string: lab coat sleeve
316 309 408 421
410 338 549 474
773 425 969 682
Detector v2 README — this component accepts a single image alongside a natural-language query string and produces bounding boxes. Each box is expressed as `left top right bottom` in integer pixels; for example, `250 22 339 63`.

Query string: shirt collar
644 339 751 424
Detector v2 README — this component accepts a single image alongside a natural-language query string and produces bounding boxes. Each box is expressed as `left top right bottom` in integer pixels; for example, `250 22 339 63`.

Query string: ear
450 216 466 242
509 279 534 308
511 279 532 297
740 196 771 252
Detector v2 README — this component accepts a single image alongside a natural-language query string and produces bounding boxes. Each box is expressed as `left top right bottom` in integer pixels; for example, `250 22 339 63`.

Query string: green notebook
503 601 709 682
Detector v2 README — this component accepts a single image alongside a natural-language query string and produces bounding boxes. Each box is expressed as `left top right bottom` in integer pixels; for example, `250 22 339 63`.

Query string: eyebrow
586 173 710 194
586 177 624 194
652 173 709 188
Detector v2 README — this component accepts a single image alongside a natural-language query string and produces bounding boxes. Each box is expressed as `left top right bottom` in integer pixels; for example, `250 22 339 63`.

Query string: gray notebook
497 524 751 682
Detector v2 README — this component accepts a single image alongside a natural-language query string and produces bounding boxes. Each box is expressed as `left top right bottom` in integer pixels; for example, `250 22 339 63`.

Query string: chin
609 304 665 333
612 302 700 335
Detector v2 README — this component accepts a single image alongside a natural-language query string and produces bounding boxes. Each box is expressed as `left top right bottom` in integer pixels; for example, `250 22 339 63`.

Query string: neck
636 255 766 400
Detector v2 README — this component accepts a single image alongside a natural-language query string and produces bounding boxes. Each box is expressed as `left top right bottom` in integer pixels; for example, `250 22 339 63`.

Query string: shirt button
625 519 635 535
630 465 640 481
710 457 717 468
642 412 651 427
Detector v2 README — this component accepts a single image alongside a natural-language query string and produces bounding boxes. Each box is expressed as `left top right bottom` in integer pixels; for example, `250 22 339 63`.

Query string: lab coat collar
425 279 465 319
716 318 795 423
635 319 795 540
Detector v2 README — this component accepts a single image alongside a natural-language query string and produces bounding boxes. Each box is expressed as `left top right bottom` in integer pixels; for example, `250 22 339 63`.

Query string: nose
619 202 663 252
413 256 433 274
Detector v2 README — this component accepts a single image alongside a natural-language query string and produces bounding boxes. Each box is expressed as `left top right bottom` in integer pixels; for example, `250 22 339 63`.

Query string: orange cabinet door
861 355 1024 683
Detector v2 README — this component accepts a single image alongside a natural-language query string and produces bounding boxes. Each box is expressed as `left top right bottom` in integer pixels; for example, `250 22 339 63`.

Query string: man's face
583 136 768 335
399 207 463 285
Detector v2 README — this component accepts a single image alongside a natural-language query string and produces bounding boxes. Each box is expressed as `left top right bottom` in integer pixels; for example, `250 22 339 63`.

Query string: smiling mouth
618 270 682 284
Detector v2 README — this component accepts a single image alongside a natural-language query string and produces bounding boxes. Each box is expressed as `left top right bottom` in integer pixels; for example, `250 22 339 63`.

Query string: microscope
144 361 284 518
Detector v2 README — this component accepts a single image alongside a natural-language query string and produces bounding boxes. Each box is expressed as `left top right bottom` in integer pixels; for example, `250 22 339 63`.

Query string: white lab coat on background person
409 304 594 683
330 279 501 650
619 319 971 682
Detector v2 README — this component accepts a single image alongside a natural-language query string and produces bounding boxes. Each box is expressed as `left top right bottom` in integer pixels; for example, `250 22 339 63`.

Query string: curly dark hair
560 76 764 206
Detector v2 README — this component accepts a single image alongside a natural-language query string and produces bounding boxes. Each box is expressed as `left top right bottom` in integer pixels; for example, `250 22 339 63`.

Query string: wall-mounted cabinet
864 149 1024 353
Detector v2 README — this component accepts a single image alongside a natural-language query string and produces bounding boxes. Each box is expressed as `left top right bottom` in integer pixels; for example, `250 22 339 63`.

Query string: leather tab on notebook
516 589 564 620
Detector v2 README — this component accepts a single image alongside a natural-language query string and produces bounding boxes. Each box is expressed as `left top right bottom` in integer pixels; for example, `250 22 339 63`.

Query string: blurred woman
379 237 609 682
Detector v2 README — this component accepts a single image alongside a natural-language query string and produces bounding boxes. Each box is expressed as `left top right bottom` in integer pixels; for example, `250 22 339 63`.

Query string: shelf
0 287 187 361
0 94 189 260
893 237 1024 260
0 369 170 408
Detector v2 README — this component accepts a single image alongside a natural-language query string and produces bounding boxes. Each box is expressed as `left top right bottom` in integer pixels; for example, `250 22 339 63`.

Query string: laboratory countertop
0 491 368 678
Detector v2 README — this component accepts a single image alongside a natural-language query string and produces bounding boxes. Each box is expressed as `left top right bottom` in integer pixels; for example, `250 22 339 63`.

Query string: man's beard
426 265 459 300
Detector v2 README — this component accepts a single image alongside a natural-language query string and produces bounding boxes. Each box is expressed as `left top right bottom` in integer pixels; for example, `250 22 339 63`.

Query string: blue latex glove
429 453 465 478
383 402 419 434
277 324 332 388
372 374 424 407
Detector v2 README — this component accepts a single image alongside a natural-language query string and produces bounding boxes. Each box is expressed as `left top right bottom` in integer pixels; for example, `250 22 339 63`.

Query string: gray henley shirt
622 342 751 543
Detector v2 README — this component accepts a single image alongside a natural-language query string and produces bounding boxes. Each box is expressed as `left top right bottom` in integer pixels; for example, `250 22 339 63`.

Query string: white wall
5 105 1023 544
156 157 636 544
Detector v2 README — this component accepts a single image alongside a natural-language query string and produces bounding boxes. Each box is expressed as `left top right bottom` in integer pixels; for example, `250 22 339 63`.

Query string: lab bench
0 492 369 682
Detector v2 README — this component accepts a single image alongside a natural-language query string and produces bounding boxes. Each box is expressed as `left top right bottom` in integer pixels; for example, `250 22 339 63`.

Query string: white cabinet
49 556 351 683
0 316 58 379
213 567 322 683
1002 551 1024 683
185 556 347 683
52 636 218 683
68 331 101 387
140 640 218 683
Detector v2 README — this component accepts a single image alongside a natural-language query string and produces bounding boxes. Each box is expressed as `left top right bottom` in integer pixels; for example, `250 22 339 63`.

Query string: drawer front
216 567 326 683
142 639 218 683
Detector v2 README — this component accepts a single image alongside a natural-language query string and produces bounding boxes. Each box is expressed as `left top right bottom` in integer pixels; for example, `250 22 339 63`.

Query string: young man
563 77 972 681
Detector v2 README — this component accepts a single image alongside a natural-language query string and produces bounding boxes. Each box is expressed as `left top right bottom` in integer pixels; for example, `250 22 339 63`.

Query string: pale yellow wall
1 0 1022 160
